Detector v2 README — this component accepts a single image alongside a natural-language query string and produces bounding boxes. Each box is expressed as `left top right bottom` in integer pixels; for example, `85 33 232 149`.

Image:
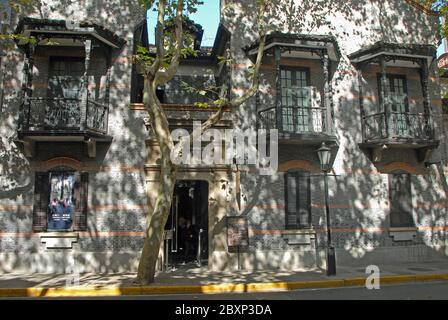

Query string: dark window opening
131 19 149 104
389 173 414 228
285 171 311 229
156 87 165 103
164 75 216 105
131 72 144 104
48 57 85 99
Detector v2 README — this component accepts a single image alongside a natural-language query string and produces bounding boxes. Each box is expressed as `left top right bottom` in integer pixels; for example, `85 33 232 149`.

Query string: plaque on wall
227 216 249 253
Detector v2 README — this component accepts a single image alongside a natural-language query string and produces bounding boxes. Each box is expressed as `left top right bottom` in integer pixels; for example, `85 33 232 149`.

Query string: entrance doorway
164 180 209 268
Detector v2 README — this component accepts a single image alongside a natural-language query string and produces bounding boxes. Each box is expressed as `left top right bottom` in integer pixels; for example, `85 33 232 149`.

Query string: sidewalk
0 261 447 297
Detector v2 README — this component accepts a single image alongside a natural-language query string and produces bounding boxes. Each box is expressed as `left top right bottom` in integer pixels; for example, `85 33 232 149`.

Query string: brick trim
381 161 423 174
278 160 320 173
39 157 83 171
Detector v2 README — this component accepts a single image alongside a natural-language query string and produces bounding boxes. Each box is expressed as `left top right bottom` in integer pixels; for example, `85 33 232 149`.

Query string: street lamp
316 142 336 276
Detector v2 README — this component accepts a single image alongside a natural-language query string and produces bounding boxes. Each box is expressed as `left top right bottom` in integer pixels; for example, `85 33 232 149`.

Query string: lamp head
317 142 332 172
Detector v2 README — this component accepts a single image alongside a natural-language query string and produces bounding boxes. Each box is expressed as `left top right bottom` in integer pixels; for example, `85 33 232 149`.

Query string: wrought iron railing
86 99 109 133
259 106 331 135
363 111 433 141
22 97 109 134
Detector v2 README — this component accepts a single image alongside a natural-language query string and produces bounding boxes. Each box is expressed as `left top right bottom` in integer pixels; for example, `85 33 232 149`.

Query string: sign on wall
227 216 249 252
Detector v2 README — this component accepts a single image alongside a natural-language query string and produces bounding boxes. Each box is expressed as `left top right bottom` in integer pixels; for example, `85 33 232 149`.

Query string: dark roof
164 16 204 51
144 24 230 63
212 23 231 57
15 17 126 49
146 44 215 62
348 41 437 61
243 32 341 61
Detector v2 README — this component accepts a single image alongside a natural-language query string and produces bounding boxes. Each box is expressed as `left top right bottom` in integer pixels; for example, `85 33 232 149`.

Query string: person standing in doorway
182 219 196 264
177 217 187 264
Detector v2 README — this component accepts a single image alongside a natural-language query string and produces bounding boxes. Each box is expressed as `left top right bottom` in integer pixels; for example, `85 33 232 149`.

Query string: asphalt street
5 281 447 300
115 281 448 300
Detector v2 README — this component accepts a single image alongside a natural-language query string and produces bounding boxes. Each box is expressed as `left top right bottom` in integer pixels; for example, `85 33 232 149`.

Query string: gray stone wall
0 0 149 273
0 0 447 273
220 0 447 268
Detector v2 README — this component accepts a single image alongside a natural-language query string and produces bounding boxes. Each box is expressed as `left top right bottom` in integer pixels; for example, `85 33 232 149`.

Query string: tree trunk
136 77 177 285
134 0 270 285
136 156 176 284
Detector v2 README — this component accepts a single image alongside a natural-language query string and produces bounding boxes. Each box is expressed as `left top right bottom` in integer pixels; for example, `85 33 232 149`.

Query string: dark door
165 194 179 253
165 181 209 266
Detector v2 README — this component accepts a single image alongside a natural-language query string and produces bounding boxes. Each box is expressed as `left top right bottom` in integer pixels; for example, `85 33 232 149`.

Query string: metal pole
197 229 202 267
324 171 336 276
165 238 169 271
237 246 241 271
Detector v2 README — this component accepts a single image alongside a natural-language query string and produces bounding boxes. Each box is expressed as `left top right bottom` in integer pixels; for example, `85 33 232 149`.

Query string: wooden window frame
376 73 409 112
285 171 312 230
280 66 311 104
280 67 312 132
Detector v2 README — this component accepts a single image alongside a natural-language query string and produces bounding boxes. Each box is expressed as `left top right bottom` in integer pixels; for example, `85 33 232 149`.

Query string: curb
0 273 447 297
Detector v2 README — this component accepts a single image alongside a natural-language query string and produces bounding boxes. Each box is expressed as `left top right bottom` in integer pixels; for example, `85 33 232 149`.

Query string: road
118 281 448 300
5 281 447 300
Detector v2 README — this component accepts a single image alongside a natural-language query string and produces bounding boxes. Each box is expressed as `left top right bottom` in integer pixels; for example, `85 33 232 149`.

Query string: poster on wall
227 216 249 253
47 172 75 231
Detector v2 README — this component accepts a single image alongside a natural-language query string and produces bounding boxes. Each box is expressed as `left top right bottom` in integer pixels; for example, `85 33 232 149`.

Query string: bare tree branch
148 0 168 78
155 0 184 85
198 0 271 133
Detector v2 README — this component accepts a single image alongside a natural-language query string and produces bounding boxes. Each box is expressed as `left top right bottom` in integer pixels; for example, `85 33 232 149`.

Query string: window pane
297 174 310 227
287 175 297 213
287 214 298 226
286 173 311 229
389 173 414 228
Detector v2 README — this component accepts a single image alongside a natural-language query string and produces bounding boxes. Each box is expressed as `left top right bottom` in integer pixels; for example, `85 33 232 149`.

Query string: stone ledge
40 232 79 249
389 228 418 242
282 230 316 245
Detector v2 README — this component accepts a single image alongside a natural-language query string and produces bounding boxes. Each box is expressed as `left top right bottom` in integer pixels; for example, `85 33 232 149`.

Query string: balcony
349 41 439 162
259 104 336 145
20 97 109 136
130 74 232 129
257 83 337 146
363 111 434 143
14 17 126 157
245 33 340 147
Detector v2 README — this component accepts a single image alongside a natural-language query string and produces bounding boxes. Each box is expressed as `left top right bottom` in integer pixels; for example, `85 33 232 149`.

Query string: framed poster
227 216 249 253
47 172 75 231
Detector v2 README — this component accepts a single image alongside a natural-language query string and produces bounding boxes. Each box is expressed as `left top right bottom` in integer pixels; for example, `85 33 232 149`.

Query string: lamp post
317 142 336 276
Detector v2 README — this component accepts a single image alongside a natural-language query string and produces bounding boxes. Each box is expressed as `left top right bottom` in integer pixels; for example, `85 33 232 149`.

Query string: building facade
0 0 447 274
